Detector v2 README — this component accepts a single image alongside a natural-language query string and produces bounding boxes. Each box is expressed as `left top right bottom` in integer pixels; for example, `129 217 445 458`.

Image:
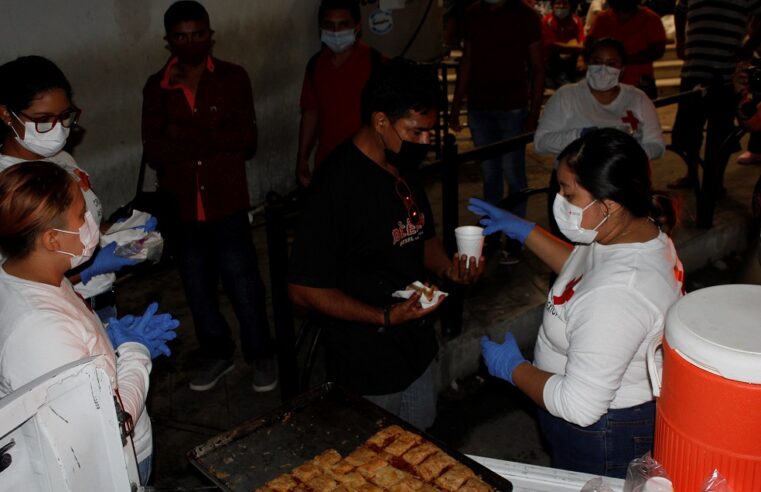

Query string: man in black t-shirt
288 60 484 430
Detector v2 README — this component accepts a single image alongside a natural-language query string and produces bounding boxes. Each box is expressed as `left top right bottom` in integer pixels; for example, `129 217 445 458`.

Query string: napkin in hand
392 281 448 309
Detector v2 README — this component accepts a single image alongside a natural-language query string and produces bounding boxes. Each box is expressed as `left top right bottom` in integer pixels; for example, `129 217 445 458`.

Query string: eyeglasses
15 107 81 133
168 28 212 44
395 178 422 226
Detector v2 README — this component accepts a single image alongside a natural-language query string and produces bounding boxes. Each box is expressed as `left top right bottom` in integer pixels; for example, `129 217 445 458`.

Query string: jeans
468 108 529 217
538 400 655 479
175 211 273 363
138 454 152 485
363 360 438 431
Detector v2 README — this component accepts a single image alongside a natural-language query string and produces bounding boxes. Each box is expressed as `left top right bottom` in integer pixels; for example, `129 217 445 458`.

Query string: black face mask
174 40 211 66
382 124 430 172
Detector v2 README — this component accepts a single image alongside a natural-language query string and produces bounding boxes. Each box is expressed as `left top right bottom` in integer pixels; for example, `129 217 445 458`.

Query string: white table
469 455 626 492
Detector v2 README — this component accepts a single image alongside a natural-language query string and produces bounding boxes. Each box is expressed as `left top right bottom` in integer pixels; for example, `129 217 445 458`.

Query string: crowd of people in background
2 0 761 485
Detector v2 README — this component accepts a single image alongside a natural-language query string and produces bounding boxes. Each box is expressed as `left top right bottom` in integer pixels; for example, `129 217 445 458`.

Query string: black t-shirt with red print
288 140 438 395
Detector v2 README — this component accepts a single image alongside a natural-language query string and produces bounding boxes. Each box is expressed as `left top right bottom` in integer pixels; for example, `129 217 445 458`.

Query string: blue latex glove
116 214 158 232
480 334 528 385
467 198 536 244
80 242 138 284
580 126 598 137
106 302 180 358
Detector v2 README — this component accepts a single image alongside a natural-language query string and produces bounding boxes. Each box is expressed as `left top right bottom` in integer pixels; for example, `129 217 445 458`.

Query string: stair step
654 59 683 80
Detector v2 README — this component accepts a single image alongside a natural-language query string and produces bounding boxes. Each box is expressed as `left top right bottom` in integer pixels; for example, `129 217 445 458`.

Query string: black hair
585 37 628 66
360 58 441 124
164 0 210 33
319 0 361 24
0 56 72 115
0 56 72 142
557 128 679 234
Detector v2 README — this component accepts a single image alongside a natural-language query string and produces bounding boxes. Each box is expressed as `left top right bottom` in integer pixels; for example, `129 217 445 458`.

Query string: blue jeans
175 211 273 363
468 109 528 217
363 360 438 431
138 454 152 485
538 400 655 478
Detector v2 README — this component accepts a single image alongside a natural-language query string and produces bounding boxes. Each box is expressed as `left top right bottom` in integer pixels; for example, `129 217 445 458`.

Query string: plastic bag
623 452 673 492
114 232 164 263
701 469 734 492
581 477 614 492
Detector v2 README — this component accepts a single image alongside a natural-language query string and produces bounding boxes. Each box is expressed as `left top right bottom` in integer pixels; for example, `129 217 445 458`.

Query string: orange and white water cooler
647 285 761 491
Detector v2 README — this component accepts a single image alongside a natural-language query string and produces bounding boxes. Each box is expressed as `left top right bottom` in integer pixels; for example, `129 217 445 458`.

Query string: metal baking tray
187 382 513 491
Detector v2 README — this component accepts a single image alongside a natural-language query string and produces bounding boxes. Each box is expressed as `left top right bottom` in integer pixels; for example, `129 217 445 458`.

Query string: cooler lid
665 284 761 384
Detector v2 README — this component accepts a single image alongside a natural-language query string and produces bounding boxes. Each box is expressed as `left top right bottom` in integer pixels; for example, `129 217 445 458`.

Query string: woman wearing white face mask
0 56 142 320
0 162 179 485
534 37 664 161
469 129 684 478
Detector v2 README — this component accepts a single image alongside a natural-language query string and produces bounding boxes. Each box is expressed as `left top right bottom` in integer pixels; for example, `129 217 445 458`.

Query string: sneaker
188 359 234 392
252 357 278 393
737 151 761 165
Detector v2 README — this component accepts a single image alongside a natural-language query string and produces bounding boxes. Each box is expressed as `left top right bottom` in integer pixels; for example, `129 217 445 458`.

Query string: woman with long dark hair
471 129 683 477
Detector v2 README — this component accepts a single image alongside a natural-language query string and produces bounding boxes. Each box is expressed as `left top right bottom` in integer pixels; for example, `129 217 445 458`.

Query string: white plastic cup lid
665 284 761 384
643 476 673 492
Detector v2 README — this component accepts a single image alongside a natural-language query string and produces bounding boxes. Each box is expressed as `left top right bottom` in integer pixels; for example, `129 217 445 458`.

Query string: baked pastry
254 426 494 491
405 282 436 302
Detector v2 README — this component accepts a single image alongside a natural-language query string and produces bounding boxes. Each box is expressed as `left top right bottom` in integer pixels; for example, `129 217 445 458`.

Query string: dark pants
538 400 655 479
175 211 272 363
671 77 738 226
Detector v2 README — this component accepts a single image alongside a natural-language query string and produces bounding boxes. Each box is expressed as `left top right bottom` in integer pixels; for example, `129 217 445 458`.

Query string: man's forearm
288 284 383 325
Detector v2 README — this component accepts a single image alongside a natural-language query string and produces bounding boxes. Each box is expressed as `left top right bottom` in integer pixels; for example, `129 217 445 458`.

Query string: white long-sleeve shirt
533 81 665 160
0 266 153 462
534 232 683 427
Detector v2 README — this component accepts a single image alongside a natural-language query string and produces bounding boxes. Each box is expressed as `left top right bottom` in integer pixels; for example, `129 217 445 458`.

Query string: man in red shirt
449 0 544 263
586 0 666 98
296 0 384 187
542 0 586 87
142 1 275 393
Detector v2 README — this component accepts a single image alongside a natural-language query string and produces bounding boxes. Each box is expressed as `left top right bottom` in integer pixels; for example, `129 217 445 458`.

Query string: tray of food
187 383 512 492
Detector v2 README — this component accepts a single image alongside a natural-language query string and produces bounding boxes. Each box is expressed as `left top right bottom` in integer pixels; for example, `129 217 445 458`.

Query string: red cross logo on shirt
621 110 640 131
552 275 583 305
73 168 91 192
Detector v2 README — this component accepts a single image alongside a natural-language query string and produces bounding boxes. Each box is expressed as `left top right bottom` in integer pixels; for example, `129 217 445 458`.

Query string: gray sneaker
252 357 278 393
188 359 234 391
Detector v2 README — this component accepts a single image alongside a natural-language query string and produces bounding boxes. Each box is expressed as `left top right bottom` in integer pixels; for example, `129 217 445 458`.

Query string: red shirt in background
463 0 542 111
541 12 585 58
300 41 379 166
587 7 666 86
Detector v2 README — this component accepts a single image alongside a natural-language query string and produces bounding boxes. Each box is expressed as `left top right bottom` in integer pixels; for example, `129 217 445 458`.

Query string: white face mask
321 29 357 54
586 64 621 92
54 211 99 268
554 7 570 18
553 194 608 244
11 112 69 157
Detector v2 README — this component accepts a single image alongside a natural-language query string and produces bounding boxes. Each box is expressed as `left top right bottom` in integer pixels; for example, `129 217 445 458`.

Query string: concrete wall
0 0 320 216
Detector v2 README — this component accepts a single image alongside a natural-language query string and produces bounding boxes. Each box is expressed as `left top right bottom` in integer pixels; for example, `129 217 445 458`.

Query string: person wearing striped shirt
669 0 761 195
